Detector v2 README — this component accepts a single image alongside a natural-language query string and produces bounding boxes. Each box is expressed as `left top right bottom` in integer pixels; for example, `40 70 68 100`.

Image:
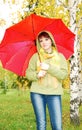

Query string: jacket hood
36 31 58 52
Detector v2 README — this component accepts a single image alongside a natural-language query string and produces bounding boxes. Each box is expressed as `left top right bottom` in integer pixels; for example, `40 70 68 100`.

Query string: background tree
68 0 80 125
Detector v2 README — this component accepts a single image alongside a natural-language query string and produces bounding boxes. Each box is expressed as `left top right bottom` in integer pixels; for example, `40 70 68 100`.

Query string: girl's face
39 36 52 53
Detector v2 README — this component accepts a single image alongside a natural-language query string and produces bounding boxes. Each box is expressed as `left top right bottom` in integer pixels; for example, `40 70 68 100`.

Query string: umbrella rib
32 14 36 39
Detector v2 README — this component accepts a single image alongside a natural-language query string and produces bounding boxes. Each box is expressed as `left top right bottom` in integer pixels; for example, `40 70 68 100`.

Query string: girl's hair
38 31 54 47
38 32 50 40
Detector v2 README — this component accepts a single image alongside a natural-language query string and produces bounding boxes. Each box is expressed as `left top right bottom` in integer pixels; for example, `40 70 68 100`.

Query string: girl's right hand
40 62 49 70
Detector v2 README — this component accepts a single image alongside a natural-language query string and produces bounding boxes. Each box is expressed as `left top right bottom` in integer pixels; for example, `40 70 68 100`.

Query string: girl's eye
45 38 48 41
39 40 43 43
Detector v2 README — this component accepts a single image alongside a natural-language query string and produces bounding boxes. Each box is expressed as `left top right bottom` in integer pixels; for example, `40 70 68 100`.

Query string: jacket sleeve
25 54 38 81
47 54 68 80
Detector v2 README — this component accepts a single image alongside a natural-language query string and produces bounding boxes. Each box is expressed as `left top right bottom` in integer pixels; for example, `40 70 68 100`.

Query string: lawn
0 89 82 130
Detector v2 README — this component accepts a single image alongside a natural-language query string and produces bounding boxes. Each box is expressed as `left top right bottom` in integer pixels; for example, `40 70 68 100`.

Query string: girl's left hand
40 62 49 70
37 70 47 78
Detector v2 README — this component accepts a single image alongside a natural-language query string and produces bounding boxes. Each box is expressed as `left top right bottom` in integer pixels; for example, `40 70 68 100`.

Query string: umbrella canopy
0 13 75 76
0 41 37 76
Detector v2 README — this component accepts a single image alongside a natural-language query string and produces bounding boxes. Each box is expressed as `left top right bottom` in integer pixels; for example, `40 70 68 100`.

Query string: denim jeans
30 92 62 130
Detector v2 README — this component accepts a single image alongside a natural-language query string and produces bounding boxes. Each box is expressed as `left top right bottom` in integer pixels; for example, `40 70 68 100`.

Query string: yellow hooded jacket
26 31 68 95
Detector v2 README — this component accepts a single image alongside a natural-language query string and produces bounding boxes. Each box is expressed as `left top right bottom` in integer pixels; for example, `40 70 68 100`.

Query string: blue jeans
30 92 62 130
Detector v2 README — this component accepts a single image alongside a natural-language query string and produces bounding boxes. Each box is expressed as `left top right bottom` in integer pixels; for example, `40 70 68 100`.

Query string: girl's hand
37 70 47 78
40 62 49 70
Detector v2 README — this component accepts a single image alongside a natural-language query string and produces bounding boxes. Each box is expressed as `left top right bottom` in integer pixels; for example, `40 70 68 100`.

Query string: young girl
26 31 68 130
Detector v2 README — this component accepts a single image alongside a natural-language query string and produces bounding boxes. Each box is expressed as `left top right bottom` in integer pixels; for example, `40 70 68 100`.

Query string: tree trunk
78 17 82 106
68 0 80 125
79 58 82 106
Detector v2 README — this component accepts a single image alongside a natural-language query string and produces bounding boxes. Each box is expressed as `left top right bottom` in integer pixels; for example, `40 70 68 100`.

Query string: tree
55 0 82 125
68 0 81 125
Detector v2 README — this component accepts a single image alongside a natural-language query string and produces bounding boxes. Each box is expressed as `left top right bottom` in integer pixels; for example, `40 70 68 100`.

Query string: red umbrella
0 13 75 76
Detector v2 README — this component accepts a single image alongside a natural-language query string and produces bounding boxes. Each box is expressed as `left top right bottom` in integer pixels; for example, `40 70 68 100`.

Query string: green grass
0 89 82 130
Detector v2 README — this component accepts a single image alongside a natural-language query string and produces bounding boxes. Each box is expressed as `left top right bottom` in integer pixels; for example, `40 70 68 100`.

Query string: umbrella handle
37 52 41 63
